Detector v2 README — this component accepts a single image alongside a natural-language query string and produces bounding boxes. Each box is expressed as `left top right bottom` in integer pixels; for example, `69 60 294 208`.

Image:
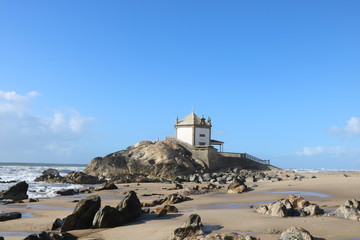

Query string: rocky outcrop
0 181 28 201
93 190 142 228
227 179 248 194
34 169 64 183
333 199 360 221
56 189 79 196
61 195 101 232
279 226 313 240
84 140 205 179
0 212 22 222
24 232 77 240
170 214 204 240
254 195 324 217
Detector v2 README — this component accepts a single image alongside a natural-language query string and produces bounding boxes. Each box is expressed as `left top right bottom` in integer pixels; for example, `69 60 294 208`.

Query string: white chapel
174 112 224 151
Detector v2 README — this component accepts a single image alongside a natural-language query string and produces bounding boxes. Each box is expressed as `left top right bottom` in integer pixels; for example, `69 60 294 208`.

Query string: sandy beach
1 171 360 240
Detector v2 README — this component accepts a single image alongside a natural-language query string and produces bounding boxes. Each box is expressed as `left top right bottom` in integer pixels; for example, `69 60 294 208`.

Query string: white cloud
329 117 360 137
296 146 350 156
0 90 94 162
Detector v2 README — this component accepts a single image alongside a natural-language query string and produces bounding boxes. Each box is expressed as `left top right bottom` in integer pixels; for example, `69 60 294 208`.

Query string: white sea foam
0 163 86 198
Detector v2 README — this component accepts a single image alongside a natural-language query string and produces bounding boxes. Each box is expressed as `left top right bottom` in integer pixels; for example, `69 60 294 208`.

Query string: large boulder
84 140 205 179
333 199 360 221
0 181 28 201
93 190 141 228
279 226 313 240
227 179 248 194
94 181 118 191
61 195 101 232
170 214 204 240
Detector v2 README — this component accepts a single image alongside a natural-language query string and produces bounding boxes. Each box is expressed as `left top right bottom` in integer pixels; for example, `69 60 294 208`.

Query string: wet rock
227 179 248 194
333 199 360 221
154 204 178 214
94 181 118 191
0 181 28 201
0 212 22 221
29 198 39 203
24 232 77 240
56 189 79 196
61 195 101 232
65 171 102 184
279 226 313 240
51 218 64 230
170 214 204 240
93 190 141 228
34 169 64 183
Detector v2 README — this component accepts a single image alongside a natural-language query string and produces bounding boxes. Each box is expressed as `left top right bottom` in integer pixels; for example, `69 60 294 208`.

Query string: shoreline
1 171 360 240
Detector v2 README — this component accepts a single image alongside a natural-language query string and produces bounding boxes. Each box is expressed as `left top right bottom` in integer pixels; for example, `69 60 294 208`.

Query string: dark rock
170 214 204 240
94 181 118 191
61 195 101 232
56 189 79 196
0 236 4 240
0 181 28 201
51 218 64 230
24 232 77 240
157 209 167 217
0 212 22 221
29 198 39 203
93 190 141 228
64 171 101 184
279 226 313 240
34 169 64 183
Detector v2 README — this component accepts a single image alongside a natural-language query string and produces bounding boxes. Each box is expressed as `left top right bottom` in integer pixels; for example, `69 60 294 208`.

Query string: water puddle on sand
182 201 272 212
263 191 331 198
0 204 72 210
1 232 35 237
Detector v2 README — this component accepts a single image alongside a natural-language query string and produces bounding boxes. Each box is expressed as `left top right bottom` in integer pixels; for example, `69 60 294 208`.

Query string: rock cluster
254 195 324 217
142 193 192 207
333 199 360 221
23 232 77 240
53 191 142 232
182 183 223 195
34 169 102 184
0 181 28 201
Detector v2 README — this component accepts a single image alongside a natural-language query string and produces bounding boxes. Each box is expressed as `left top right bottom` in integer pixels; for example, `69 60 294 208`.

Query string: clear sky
1 1 359 169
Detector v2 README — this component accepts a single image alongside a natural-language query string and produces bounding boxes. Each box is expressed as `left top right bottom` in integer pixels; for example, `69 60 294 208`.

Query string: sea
1 162 360 199
0 162 86 199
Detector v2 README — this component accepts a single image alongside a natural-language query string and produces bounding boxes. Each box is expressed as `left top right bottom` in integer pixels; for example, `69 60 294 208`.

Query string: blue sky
1 1 359 169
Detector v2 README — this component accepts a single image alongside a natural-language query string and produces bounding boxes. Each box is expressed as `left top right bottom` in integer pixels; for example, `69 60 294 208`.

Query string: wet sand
1 171 360 240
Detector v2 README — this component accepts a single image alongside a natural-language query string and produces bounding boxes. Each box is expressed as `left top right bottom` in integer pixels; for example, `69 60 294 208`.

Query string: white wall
176 127 193 145
195 128 210 146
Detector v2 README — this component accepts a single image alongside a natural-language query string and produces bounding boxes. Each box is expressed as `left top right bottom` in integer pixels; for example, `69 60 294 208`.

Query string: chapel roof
176 112 211 127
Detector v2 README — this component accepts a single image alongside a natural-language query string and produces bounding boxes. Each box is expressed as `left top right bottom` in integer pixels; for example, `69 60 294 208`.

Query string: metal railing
220 152 270 165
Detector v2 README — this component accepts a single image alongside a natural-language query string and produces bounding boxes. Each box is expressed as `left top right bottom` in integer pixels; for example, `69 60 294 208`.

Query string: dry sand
1 171 360 240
